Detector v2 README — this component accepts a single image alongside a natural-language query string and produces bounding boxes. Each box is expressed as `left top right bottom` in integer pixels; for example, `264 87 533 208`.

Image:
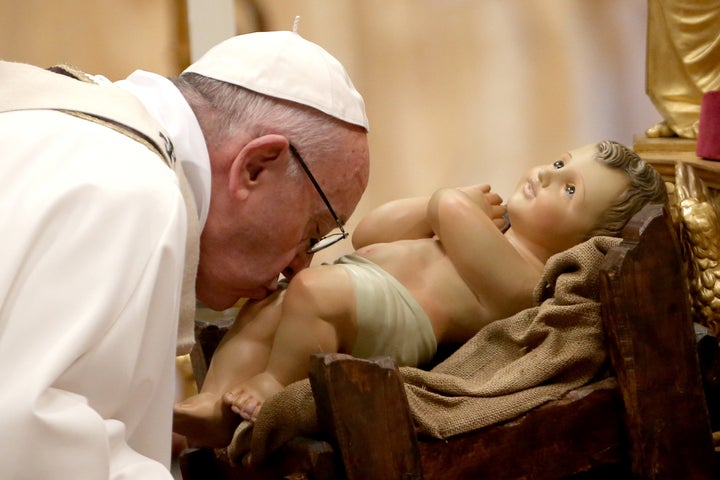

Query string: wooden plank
179 438 338 480
185 203 718 480
308 357 627 480
309 353 423 480
600 204 717 479
417 378 628 480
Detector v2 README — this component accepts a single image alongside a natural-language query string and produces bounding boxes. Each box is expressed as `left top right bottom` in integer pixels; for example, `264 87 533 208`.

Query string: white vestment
0 63 211 478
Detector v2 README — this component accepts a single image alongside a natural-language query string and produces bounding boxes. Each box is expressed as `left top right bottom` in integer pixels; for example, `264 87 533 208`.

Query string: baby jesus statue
174 140 667 447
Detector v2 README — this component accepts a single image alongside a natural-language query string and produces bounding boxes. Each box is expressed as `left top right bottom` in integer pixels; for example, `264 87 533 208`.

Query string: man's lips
240 277 280 300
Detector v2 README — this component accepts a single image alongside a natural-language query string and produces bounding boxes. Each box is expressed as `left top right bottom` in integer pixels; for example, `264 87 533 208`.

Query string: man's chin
238 287 275 301
196 290 240 311
196 272 281 310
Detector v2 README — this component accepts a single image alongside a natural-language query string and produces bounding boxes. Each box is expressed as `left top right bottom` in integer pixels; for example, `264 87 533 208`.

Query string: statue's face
507 143 628 254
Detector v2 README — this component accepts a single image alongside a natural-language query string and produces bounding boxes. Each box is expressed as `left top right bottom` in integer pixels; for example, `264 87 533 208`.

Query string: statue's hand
458 184 506 229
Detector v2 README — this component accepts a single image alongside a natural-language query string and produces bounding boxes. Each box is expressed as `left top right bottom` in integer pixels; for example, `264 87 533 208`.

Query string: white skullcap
183 30 369 131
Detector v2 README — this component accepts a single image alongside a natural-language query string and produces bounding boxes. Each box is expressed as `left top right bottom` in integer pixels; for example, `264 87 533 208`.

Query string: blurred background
0 0 660 265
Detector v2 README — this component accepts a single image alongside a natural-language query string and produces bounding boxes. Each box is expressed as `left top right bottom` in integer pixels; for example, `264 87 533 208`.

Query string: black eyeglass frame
289 144 349 254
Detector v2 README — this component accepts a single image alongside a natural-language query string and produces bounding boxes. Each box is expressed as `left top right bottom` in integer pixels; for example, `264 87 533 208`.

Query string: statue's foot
224 372 285 422
645 121 676 138
173 392 241 448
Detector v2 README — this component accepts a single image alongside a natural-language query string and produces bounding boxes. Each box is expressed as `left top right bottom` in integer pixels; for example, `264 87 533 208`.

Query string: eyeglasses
289 144 349 254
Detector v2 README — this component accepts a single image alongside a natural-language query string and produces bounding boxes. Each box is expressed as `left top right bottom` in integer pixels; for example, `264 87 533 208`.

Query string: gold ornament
675 162 720 336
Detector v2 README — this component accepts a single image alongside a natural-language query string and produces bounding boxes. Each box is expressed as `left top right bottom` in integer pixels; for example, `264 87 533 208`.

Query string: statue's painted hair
585 140 668 238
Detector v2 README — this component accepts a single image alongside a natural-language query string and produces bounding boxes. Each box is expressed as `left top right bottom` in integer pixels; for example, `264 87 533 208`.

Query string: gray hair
585 140 668 238
170 72 353 174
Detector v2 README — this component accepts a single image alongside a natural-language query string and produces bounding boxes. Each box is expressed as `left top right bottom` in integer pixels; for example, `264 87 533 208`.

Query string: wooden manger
180 204 719 479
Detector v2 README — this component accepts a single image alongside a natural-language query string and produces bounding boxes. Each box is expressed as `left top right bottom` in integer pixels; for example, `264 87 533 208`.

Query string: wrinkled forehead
316 132 370 220
323 165 368 224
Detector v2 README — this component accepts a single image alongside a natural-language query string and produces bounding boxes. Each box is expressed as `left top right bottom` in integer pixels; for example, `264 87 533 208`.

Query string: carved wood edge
307 356 626 480
599 203 717 479
309 353 423 480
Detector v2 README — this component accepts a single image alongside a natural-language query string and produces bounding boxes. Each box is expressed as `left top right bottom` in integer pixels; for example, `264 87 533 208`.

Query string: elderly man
0 30 369 478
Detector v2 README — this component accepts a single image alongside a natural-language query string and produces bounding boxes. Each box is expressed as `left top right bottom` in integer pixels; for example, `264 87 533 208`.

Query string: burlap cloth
228 235 620 464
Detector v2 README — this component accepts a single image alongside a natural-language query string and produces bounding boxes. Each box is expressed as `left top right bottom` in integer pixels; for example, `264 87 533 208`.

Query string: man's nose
281 251 313 280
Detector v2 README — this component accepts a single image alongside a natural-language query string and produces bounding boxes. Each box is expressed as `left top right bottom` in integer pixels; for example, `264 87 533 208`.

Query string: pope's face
196 133 369 310
506 143 628 254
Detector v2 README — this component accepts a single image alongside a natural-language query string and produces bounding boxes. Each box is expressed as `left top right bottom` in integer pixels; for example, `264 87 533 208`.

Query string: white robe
0 70 210 478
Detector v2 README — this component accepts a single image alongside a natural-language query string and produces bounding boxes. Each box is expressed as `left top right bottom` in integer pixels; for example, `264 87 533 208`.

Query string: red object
697 91 720 160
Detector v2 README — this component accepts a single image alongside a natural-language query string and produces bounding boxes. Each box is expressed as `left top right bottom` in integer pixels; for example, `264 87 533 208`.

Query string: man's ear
228 134 289 200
